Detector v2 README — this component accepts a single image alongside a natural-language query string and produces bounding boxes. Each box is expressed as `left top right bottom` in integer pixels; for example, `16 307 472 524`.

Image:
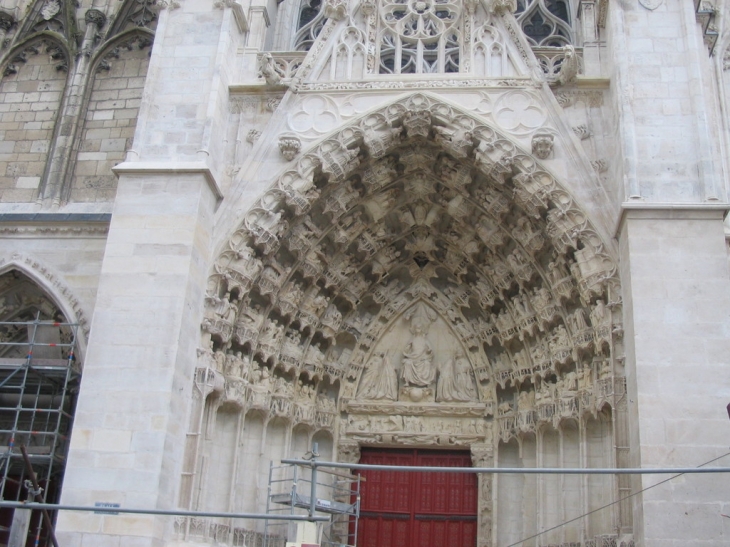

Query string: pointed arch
186 91 629 545
10 0 76 47
204 93 620 390
0 31 70 75
65 27 154 203
0 254 90 356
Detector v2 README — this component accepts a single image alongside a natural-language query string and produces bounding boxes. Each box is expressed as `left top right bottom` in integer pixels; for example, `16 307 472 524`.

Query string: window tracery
377 0 461 74
515 0 572 46
295 0 328 51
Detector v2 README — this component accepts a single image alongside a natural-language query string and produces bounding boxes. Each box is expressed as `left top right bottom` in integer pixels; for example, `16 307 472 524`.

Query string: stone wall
0 38 66 202
70 42 151 202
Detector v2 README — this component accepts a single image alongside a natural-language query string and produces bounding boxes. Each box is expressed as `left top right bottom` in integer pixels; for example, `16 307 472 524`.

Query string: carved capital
323 0 347 20
487 0 517 15
470 442 494 467
337 440 361 463
84 8 107 28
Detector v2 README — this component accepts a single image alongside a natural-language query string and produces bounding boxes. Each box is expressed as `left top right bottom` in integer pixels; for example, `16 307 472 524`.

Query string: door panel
358 448 477 547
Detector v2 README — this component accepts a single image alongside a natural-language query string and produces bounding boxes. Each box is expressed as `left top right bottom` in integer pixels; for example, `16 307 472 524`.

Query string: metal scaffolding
0 315 81 546
265 460 361 547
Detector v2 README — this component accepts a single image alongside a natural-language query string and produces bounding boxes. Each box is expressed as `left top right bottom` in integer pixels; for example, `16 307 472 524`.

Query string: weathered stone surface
0 0 727 545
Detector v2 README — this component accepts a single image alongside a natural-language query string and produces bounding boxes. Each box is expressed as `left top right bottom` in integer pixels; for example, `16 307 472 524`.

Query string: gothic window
378 0 461 74
294 0 327 51
515 0 572 46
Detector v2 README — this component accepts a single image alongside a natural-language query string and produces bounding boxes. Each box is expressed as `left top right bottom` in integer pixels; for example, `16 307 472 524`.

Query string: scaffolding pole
281 458 730 475
0 502 329 521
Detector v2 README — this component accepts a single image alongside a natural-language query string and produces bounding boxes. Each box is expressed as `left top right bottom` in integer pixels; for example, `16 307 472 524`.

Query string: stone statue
358 351 398 401
260 52 281 85
401 303 437 387
591 299 610 326
305 342 326 367
436 350 477 402
213 349 226 373
259 318 284 348
571 307 589 330
577 364 592 391
238 303 263 329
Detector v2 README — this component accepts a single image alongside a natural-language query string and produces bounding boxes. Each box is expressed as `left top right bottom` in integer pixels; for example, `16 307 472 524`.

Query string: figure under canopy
401 302 437 387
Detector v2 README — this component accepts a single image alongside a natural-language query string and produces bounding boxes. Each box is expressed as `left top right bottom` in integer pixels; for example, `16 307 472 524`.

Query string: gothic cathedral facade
0 0 728 545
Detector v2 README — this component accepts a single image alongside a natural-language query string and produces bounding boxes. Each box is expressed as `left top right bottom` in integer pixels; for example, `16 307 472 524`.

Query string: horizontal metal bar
0 342 75 346
280 459 730 475
0 320 78 326
0 501 330 521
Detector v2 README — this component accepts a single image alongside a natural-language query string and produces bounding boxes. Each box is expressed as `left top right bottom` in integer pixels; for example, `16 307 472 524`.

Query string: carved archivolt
198 93 623 444
0 254 90 349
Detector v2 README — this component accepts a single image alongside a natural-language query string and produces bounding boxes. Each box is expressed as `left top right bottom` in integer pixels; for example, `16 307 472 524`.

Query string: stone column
618 206 730 547
331 441 360 545
471 440 494 547
38 8 106 207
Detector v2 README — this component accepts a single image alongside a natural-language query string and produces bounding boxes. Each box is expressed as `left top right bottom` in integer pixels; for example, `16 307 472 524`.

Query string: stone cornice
614 201 730 239
112 161 224 200
0 213 111 238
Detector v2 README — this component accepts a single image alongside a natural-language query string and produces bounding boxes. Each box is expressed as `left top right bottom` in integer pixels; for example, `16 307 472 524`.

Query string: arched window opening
516 0 573 46
295 0 328 51
378 0 461 74
0 270 81 547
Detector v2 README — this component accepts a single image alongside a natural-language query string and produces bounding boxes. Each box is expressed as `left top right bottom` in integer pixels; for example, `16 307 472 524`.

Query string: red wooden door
357 448 477 547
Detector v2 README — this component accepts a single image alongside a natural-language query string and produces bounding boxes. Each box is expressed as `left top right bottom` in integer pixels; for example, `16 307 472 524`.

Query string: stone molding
0 253 91 340
112 161 224 200
614 202 730 239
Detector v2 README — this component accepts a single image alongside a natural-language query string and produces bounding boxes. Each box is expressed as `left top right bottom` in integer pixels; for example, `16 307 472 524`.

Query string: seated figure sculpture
401 321 435 387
